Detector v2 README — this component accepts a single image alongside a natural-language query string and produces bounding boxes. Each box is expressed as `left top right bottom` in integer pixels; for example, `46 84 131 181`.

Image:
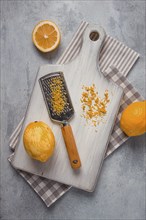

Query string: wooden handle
61 124 81 169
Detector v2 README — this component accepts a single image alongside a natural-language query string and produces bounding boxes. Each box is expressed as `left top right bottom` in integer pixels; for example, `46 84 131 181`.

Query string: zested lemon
120 101 146 136
23 121 55 162
32 20 61 52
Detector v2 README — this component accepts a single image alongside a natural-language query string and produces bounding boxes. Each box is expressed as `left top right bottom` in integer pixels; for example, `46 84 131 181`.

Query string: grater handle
61 124 81 169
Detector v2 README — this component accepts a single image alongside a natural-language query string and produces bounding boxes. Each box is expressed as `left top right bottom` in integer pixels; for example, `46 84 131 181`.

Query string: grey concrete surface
0 1 145 219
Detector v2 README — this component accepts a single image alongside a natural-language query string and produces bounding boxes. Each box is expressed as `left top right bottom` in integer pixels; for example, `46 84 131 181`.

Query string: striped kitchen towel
8 21 142 207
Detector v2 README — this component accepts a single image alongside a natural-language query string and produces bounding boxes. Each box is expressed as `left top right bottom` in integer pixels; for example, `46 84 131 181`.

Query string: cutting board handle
78 24 106 73
61 124 81 169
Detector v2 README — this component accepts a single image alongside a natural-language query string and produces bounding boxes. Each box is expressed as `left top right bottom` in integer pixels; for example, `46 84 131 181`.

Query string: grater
39 72 81 169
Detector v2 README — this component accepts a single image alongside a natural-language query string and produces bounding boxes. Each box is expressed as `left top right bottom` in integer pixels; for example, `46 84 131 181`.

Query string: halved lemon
32 20 61 52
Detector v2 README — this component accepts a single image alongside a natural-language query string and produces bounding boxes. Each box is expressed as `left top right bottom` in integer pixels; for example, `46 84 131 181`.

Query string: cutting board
12 24 123 192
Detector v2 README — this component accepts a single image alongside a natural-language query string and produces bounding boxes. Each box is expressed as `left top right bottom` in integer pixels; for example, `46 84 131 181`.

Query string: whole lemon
120 101 146 136
23 121 55 162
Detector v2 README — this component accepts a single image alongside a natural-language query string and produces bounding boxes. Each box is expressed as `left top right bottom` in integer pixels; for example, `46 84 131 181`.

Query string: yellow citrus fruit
120 101 146 136
32 20 61 52
23 121 55 162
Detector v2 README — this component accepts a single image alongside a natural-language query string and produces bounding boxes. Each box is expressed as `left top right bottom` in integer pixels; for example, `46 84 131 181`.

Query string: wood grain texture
12 24 123 192
61 124 81 169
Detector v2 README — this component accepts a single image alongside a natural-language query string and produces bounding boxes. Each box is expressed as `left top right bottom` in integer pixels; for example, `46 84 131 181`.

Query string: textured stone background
1 1 145 219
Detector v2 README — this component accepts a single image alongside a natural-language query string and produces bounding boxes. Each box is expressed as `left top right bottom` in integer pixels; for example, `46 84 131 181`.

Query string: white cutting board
12 24 123 192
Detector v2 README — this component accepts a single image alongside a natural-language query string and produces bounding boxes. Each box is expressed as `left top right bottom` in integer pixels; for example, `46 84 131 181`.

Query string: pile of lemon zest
80 84 110 127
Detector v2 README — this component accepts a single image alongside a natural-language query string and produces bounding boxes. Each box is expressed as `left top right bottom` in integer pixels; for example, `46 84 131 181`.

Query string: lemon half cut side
32 20 61 52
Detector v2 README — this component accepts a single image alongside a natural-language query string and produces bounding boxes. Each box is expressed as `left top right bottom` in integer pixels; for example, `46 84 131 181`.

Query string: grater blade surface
39 72 74 123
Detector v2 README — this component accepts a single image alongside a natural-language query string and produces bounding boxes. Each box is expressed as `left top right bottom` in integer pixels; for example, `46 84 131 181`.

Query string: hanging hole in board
89 31 99 41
